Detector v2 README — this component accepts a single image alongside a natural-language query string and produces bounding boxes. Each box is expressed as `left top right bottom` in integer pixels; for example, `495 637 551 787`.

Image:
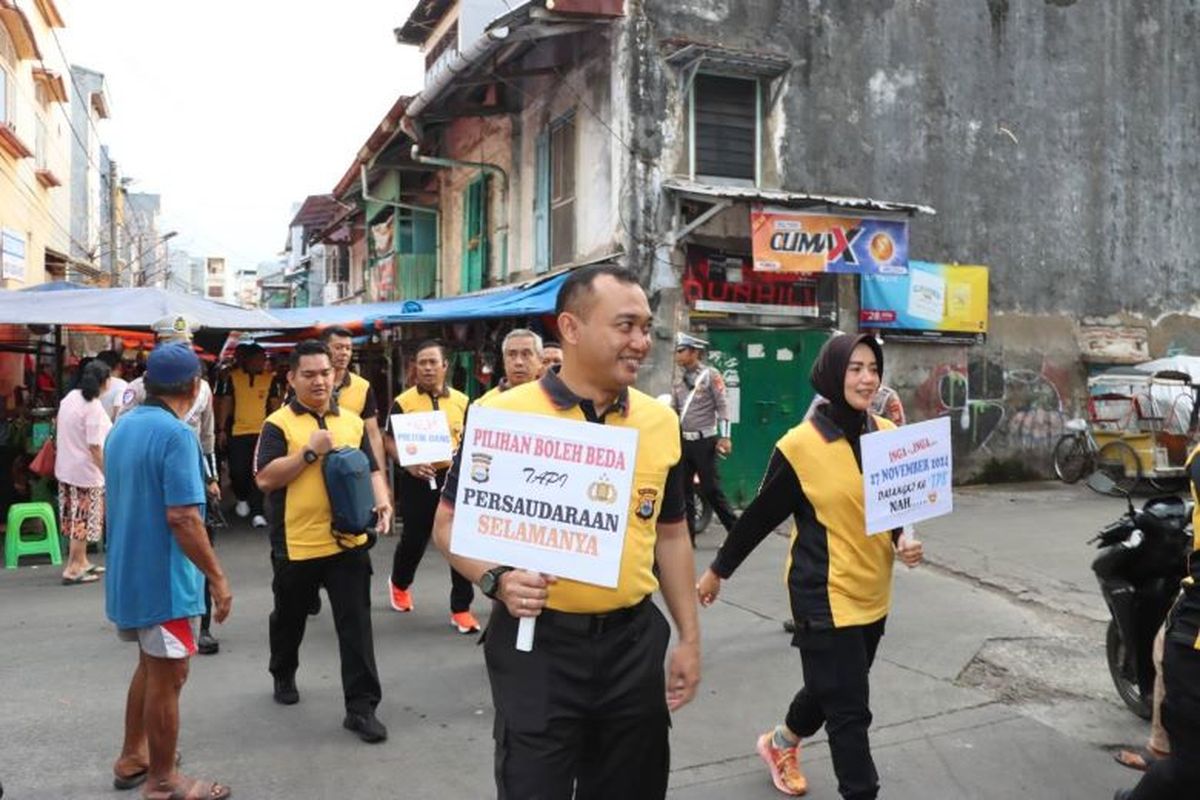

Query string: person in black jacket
697 333 923 800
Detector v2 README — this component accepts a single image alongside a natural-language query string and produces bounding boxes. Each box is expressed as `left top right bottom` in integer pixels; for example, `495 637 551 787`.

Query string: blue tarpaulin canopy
271 270 569 329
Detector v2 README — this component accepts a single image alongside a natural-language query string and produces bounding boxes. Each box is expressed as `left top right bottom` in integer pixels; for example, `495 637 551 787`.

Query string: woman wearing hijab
696 333 924 799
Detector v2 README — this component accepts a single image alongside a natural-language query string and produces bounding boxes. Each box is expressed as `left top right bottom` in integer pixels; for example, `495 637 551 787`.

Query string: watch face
480 572 497 596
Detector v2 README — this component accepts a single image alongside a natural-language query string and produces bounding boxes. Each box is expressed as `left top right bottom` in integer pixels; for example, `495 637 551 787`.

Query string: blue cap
146 342 200 385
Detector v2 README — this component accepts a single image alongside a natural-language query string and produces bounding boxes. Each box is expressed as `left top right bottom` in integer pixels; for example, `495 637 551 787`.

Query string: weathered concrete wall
630 0 1200 476
645 0 1200 318
437 115 515 297
885 314 1082 480
508 32 621 282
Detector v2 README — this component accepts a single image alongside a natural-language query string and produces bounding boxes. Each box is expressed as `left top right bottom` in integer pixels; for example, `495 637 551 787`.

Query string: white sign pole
516 617 535 652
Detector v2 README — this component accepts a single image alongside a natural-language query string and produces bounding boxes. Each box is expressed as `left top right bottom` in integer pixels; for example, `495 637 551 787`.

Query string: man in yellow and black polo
476 328 543 406
320 326 386 470
254 340 392 744
433 264 701 800
383 340 476 632
216 342 274 528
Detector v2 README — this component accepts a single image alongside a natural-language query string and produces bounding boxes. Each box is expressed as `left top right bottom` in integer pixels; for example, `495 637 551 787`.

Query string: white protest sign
390 411 454 466
861 416 953 532
449 405 639 589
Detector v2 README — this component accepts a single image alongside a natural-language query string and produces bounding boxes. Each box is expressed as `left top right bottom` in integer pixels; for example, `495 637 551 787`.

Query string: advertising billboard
750 205 909 275
860 261 989 342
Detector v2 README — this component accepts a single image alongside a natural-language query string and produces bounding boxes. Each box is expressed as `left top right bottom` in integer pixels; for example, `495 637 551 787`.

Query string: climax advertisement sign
750 205 909 274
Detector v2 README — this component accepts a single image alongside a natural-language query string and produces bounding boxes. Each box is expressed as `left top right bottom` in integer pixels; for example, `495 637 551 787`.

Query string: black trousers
1128 639 1200 799
228 434 263 515
785 618 886 800
200 521 215 632
682 436 739 540
485 600 671 800
268 548 381 716
392 468 474 612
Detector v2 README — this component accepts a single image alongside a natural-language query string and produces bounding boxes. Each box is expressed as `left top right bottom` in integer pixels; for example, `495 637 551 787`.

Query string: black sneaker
197 629 219 655
343 712 388 743
273 675 299 705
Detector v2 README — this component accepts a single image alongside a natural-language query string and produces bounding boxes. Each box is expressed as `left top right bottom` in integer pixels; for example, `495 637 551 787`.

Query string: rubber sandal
61 572 100 585
86 564 106 575
1113 746 1165 772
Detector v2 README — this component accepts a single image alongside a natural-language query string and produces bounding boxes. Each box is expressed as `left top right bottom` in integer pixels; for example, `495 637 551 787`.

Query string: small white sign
776 348 794 362
861 416 953 531
747 343 766 359
449 405 638 588
390 411 454 466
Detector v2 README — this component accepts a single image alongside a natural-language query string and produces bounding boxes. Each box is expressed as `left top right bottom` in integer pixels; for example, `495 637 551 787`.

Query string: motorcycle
1087 471 1193 718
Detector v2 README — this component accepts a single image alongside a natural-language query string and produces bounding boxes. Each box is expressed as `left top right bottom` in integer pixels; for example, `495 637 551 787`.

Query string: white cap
151 314 198 342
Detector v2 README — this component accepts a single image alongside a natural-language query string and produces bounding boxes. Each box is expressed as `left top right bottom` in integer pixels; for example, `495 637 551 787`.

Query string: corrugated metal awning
663 177 936 216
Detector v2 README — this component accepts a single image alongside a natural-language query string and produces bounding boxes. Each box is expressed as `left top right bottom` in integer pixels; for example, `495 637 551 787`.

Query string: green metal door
706 329 828 507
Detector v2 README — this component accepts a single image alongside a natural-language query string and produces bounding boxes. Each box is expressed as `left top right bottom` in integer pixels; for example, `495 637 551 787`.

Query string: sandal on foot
86 564 106 575
113 752 182 790
1113 746 1165 772
61 572 100 585
144 775 231 800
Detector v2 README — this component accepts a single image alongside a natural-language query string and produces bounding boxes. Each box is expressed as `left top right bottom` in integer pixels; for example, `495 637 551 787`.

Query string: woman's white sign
861 416 953 531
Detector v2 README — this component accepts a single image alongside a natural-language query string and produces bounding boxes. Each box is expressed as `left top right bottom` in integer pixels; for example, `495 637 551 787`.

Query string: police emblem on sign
635 488 658 520
470 453 492 483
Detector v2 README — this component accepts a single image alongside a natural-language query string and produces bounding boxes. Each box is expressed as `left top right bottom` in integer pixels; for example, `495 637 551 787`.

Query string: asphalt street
0 481 1153 798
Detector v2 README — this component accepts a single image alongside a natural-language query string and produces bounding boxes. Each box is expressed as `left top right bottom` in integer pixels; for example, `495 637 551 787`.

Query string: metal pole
108 159 119 284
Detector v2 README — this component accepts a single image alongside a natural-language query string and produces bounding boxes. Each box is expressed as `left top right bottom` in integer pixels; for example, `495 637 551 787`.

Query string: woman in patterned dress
55 359 112 584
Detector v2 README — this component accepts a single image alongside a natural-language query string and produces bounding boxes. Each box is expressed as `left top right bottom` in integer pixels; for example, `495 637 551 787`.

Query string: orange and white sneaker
390 585 413 612
450 611 481 634
756 730 808 796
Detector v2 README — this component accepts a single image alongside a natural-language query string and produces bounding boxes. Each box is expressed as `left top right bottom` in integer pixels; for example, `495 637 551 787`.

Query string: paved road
0 482 1153 798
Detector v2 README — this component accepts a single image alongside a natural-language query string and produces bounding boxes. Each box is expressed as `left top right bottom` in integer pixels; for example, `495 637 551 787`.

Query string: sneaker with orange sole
390 585 413 612
756 731 808 796
450 611 481 634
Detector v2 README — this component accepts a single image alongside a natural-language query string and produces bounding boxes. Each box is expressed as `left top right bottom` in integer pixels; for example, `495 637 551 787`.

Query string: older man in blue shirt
105 343 233 799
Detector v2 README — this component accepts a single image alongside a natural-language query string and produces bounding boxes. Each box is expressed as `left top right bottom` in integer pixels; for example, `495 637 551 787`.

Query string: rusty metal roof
663 178 936 216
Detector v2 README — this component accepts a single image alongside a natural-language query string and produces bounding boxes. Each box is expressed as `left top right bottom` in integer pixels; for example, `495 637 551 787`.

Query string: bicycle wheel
1052 434 1090 484
1095 440 1142 496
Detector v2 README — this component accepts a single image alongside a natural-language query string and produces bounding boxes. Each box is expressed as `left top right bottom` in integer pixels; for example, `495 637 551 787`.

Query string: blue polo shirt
104 401 207 629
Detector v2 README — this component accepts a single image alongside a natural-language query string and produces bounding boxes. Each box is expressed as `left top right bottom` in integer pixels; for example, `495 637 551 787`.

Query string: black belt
536 596 650 636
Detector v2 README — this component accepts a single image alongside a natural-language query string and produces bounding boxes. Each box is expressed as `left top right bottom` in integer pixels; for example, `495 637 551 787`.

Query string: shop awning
663 177 936 216
271 270 570 329
0 286 302 330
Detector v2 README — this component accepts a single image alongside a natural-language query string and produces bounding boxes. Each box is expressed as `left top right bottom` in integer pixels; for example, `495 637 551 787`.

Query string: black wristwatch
479 566 514 600
303 448 319 464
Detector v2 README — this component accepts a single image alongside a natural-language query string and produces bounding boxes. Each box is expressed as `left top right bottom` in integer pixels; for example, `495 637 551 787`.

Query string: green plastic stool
4 502 62 568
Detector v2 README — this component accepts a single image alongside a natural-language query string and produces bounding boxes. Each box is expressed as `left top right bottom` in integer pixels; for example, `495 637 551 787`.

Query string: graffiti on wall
914 357 1071 461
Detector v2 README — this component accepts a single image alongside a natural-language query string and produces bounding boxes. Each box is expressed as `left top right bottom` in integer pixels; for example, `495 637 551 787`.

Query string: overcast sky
59 0 424 270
